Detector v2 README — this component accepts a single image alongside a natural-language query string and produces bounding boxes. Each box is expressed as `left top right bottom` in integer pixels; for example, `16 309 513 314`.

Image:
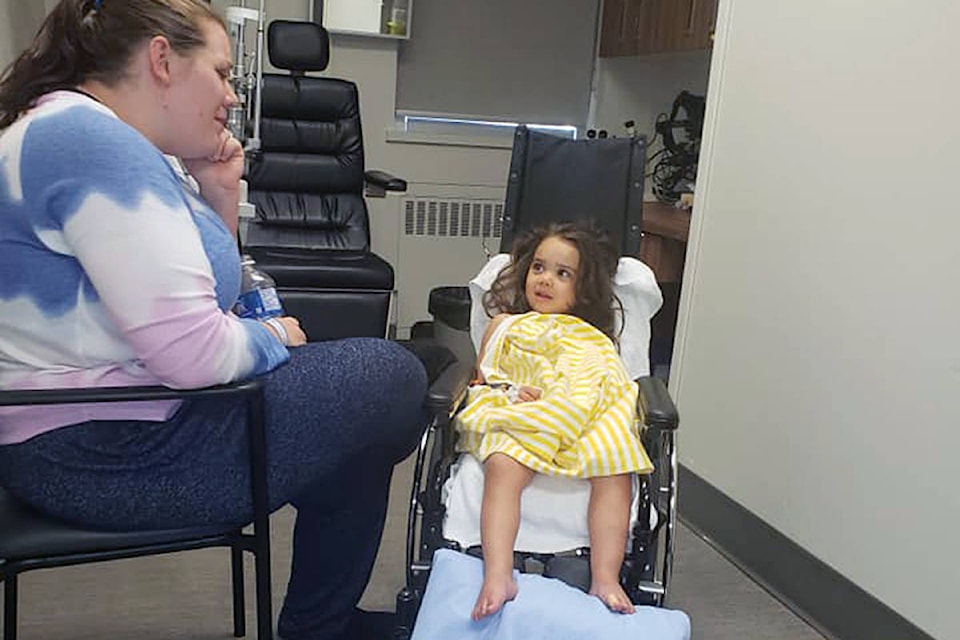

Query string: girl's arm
472 313 510 384
472 314 541 402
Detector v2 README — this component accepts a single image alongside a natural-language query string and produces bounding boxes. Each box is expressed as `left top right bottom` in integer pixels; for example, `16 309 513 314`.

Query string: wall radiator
395 195 504 337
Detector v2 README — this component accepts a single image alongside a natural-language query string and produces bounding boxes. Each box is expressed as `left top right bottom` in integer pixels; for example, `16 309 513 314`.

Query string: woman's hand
262 316 308 347
183 130 245 233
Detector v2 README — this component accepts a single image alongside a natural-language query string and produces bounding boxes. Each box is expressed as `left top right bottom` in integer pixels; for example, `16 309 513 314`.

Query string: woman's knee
267 337 427 438
366 339 429 453
277 339 425 398
368 338 428 398
321 338 428 452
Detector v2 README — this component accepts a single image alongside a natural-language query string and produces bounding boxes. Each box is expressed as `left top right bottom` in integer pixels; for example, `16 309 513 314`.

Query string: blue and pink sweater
0 91 289 445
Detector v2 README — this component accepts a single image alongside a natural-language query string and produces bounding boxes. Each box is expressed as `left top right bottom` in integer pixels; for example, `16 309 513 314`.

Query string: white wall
672 1 960 638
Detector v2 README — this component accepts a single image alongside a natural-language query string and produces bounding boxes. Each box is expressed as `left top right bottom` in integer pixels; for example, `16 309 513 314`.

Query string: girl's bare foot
589 580 635 614
471 571 519 621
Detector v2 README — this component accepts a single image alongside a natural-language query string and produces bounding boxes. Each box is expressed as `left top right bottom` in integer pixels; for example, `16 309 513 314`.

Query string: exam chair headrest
268 20 330 74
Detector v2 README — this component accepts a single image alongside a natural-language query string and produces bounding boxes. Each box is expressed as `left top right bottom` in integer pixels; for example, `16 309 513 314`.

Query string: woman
0 1 427 638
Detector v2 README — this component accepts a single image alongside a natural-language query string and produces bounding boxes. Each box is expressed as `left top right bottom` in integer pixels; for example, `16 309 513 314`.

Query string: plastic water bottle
234 255 284 320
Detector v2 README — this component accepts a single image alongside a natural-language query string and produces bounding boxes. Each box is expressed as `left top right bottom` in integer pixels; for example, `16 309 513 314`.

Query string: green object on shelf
387 5 407 35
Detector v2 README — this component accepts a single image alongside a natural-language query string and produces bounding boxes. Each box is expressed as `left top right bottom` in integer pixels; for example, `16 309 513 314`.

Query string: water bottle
234 255 284 320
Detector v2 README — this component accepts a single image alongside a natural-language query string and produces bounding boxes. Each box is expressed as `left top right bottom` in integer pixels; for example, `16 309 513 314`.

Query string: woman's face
164 20 237 159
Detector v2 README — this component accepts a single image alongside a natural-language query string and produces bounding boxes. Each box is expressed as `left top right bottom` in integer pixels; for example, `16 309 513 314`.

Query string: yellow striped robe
456 312 653 478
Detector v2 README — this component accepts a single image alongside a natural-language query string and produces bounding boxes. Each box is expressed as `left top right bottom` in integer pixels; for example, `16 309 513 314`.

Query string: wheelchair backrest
500 126 647 257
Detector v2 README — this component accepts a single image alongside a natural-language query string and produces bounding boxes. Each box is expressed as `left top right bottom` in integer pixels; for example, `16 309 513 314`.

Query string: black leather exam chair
244 20 406 342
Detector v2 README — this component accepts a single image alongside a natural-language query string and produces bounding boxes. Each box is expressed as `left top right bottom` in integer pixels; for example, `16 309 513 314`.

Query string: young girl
456 221 654 621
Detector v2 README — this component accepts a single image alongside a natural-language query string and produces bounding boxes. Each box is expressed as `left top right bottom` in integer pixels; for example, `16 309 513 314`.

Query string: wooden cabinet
639 201 692 370
600 0 717 57
639 201 690 283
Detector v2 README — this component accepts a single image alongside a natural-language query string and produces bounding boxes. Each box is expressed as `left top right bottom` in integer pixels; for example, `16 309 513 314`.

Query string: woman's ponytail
0 0 90 128
0 0 223 129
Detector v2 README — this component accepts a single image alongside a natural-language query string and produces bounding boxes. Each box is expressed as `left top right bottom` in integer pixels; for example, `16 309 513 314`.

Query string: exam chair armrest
365 170 407 197
637 375 679 431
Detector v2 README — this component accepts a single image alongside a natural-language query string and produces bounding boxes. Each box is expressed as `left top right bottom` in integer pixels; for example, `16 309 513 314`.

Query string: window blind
396 0 600 127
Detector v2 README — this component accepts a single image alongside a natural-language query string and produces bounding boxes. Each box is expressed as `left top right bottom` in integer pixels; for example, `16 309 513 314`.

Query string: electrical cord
645 94 704 204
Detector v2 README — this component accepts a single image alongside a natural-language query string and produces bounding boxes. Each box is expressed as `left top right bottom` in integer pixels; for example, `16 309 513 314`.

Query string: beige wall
672 0 959 637
0 0 50 70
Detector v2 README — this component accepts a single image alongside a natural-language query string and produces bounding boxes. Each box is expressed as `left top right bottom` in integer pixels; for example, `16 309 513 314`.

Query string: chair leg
253 543 273 640
231 543 246 637
3 570 18 640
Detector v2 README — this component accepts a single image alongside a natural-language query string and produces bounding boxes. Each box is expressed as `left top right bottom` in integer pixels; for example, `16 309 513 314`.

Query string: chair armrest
364 170 408 197
0 379 272 540
425 361 472 412
636 376 679 431
0 379 264 407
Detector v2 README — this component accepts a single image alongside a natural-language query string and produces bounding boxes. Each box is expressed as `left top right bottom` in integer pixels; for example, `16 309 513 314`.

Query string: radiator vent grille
404 198 503 238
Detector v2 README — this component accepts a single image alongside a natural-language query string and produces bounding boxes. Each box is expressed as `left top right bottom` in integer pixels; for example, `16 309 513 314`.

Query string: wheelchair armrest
364 170 408 198
425 361 472 413
636 376 679 431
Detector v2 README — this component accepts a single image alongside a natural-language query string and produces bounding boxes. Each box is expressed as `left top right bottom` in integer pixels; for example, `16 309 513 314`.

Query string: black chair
0 380 273 640
244 20 407 342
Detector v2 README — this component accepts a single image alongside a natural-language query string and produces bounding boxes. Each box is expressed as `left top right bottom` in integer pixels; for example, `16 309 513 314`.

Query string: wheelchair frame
395 368 679 637
395 124 678 637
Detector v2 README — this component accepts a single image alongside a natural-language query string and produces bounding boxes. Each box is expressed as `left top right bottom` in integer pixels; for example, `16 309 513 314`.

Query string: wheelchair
394 126 681 638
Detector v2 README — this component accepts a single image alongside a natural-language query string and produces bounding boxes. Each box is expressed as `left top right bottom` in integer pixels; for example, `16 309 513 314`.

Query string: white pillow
468 254 662 380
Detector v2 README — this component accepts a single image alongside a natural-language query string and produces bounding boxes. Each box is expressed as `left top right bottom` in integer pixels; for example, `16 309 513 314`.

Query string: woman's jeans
0 338 429 640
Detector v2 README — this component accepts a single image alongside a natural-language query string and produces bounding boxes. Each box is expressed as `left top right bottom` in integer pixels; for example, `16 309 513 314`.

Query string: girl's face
525 236 579 314
164 20 237 159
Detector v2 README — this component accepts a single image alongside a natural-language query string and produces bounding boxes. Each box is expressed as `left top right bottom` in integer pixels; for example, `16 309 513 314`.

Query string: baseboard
678 465 934 640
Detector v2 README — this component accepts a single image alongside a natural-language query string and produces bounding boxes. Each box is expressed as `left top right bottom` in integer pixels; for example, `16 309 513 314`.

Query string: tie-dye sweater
0 90 289 445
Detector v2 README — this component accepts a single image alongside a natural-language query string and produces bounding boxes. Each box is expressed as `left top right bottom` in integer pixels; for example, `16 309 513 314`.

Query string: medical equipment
225 1 266 157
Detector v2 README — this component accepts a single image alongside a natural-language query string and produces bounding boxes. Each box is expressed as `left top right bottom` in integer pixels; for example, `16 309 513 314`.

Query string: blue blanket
411 549 691 640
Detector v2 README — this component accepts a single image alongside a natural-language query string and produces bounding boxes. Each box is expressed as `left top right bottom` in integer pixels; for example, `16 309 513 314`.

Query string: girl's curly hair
483 221 623 342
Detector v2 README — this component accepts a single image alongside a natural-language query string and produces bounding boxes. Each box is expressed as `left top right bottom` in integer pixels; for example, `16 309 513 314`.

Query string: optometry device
225 0 266 159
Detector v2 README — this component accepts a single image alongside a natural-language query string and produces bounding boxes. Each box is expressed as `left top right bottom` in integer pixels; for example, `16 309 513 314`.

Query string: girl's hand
512 385 542 403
